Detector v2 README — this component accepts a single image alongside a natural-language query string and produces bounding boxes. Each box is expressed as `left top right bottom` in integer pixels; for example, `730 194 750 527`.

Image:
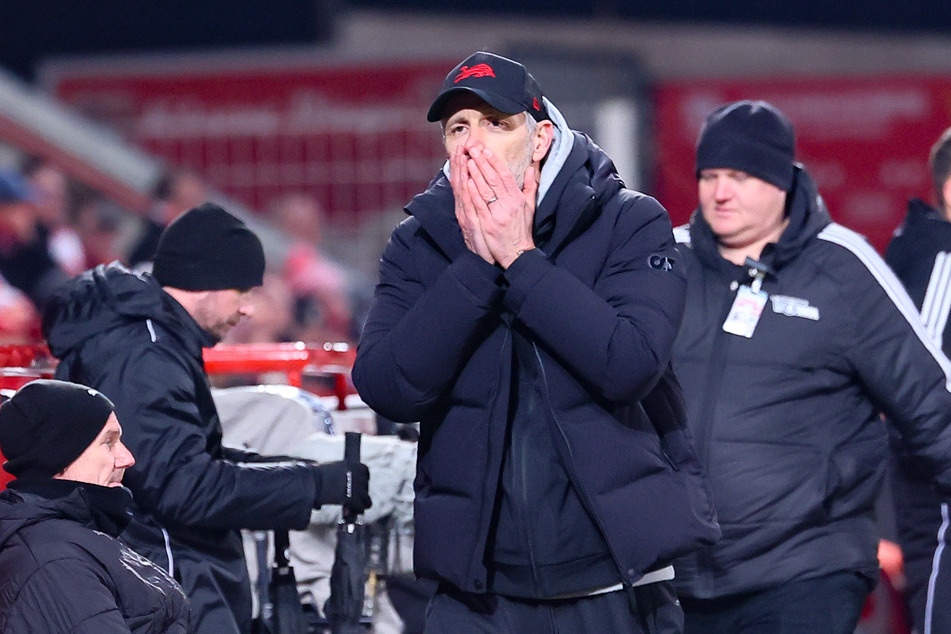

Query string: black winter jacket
353 105 719 596
886 198 951 353
0 482 190 633
672 168 951 599
884 198 951 632
42 264 319 634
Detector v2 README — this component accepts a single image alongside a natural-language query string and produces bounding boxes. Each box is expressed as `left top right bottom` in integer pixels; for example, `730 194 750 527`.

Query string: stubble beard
509 134 534 190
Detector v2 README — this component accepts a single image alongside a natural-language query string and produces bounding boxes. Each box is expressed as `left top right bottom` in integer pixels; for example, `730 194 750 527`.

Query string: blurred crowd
0 158 371 348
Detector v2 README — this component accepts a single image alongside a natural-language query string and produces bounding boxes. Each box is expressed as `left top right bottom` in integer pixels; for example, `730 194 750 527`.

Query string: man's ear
532 121 555 163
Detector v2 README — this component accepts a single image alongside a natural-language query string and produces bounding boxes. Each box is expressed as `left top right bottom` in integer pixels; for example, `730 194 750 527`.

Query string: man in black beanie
669 100 951 633
0 379 191 632
41 203 371 634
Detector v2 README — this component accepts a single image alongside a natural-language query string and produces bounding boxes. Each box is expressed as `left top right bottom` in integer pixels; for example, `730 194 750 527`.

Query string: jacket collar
160 289 219 356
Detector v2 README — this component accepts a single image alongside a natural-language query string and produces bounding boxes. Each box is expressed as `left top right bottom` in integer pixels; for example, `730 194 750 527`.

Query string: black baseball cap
427 51 549 123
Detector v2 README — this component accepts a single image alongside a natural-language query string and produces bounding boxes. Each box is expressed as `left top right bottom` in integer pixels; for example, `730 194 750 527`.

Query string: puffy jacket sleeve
352 219 506 422
502 193 686 402
2 558 131 634
82 342 316 531
837 233 951 491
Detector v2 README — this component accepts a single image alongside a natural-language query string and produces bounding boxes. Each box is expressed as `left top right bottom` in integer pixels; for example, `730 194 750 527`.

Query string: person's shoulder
6 515 96 566
814 223 883 266
615 188 665 211
893 203 951 251
380 215 424 258
393 213 421 236
81 313 172 358
812 223 904 292
82 323 196 393
610 189 672 233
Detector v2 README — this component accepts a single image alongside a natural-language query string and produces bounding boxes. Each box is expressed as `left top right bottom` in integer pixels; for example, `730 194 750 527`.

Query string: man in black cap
670 100 951 633
353 51 719 632
0 379 191 632
41 202 372 634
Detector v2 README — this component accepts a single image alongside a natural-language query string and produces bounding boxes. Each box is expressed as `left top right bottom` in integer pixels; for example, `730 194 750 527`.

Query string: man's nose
116 442 135 469
463 128 484 151
713 177 732 200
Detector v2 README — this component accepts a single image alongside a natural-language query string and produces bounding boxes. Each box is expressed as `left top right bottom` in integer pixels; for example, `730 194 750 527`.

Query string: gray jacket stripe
162 526 175 578
924 502 950 634
922 251 951 346
818 223 951 390
673 224 691 246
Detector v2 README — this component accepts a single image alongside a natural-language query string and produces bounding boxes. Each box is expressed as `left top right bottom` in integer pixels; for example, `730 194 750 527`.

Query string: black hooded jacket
42 264 319 633
354 108 718 597
0 481 190 633
884 198 951 633
672 167 951 598
886 198 951 353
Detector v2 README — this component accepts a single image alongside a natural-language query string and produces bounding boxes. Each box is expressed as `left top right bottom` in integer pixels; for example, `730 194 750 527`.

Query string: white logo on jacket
770 295 820 321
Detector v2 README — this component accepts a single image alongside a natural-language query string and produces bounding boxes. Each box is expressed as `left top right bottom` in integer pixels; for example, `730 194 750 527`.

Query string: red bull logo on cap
454 63 496 83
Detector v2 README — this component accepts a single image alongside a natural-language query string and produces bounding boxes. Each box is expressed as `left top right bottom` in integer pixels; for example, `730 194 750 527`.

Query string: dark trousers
423 581 683 634
681 571 872 634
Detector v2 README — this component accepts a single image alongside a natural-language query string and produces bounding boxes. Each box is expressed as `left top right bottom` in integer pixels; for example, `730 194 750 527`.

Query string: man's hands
451 144 536 269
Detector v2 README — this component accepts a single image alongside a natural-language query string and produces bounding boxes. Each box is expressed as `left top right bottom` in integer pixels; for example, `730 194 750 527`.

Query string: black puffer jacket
42 264 319 633
354 104 718 596
0 482 190 633
672 167 951 598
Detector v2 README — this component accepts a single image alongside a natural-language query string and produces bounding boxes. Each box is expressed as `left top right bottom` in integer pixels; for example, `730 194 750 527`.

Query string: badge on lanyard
722 259 770 339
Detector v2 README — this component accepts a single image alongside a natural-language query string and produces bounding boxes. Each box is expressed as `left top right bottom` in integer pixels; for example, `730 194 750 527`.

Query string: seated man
0 379 191 632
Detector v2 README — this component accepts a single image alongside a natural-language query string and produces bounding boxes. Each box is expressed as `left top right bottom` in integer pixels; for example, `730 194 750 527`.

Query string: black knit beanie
0 380 115 481
152 202 265 291
695 100 796 191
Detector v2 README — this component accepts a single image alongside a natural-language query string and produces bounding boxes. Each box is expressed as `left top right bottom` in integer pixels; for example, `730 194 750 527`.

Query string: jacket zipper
531 343 632 588
514 407 542 591
469 328 511 590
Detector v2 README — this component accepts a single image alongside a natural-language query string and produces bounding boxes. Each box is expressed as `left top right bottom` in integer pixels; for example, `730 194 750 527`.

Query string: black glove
313 460 372 514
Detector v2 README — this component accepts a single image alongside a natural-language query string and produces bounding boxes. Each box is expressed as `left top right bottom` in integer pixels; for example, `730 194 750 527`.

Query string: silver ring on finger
485 196 498 204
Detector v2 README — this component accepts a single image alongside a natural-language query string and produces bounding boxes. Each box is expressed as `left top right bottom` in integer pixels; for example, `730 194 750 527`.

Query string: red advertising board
50 58 454 223
655 76 951 252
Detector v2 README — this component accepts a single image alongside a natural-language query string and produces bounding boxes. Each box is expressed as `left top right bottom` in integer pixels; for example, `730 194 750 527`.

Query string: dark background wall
349 0 951 31
0 0 338 80
1 0 950 80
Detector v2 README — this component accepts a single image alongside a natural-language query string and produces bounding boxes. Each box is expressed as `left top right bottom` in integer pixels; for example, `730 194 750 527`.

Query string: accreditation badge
722 285 768 338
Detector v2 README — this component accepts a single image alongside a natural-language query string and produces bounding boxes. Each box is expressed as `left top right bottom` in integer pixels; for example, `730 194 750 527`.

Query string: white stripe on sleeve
921 251 951 347
819 223 951 391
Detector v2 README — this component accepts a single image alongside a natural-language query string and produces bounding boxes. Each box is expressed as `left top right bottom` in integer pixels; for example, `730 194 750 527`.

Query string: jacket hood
0 488 84 549
900 197 944 232
42 261 209 360
406 99 622 260
689 165 832 274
